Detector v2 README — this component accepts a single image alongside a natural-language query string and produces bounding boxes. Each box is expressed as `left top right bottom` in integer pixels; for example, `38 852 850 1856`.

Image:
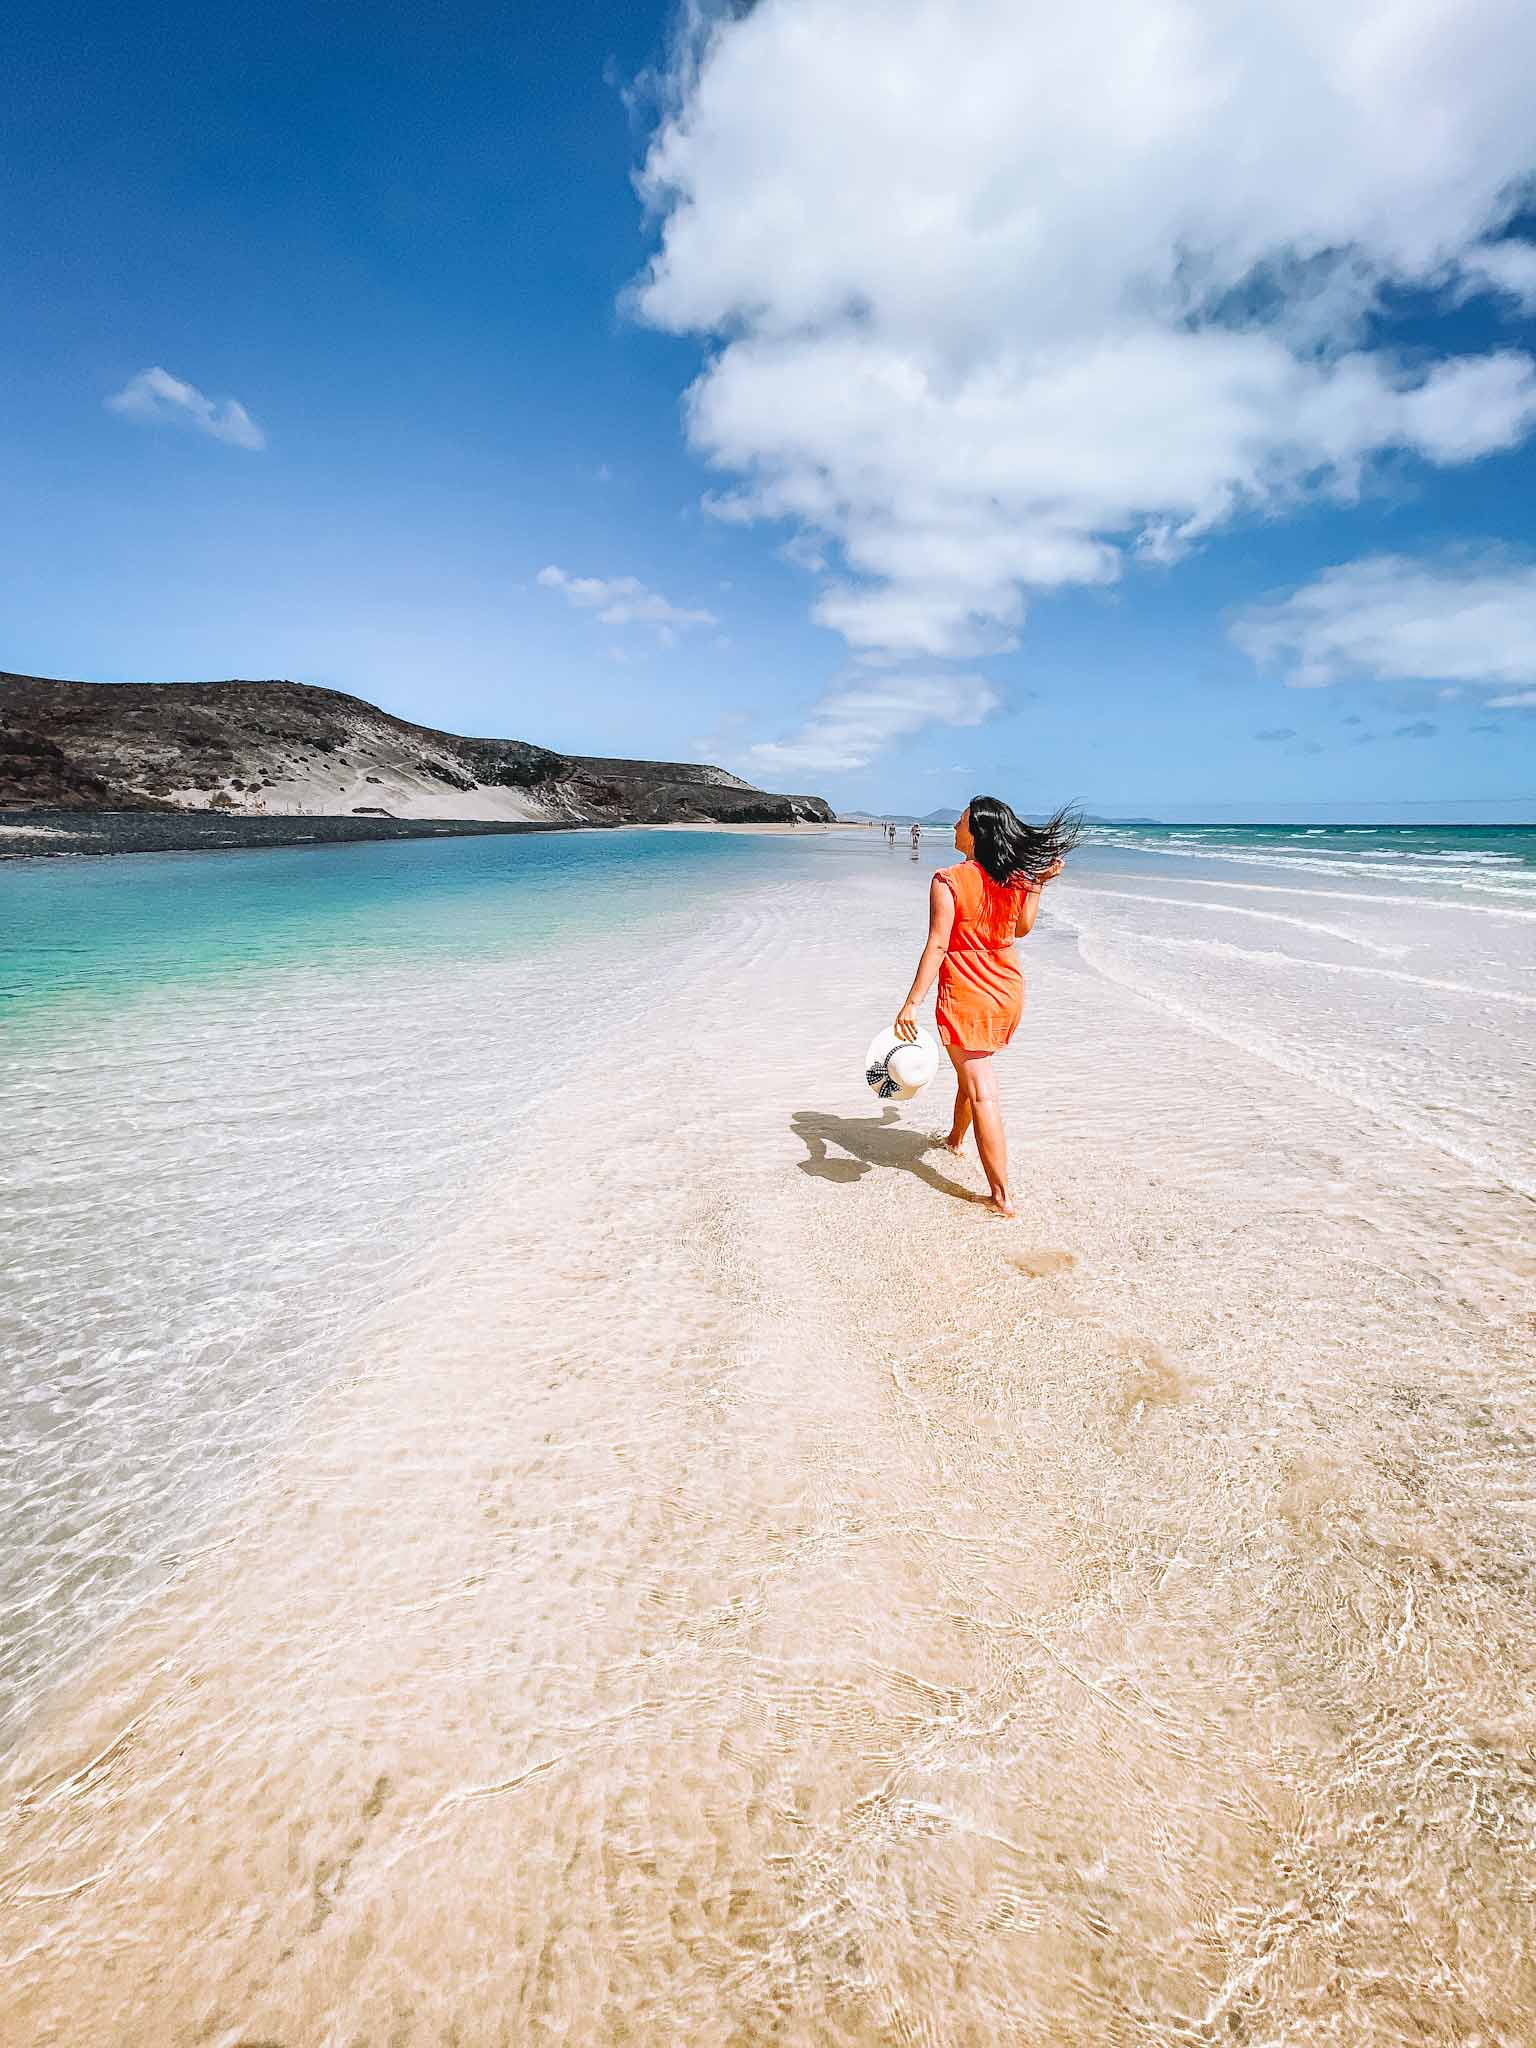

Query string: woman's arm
894 876 955 1040
1014 858 1065 938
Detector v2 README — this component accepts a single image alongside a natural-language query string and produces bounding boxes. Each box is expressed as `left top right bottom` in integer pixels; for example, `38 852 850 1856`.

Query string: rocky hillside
0 675 833 826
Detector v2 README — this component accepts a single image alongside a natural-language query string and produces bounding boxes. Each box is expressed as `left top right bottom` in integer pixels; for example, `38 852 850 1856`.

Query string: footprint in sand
1010 1248 1076 1278
1111 1336 1188 1426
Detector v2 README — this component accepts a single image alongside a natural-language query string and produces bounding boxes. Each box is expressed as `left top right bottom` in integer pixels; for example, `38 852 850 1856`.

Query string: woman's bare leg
944 1049 974 1153
956 1051 1011 1214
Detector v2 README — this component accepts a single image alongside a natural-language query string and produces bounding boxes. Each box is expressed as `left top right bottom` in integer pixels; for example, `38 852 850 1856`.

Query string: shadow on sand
790 1108 980 1204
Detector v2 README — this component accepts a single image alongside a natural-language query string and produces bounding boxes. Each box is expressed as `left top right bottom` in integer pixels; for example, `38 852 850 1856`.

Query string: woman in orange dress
893 796 1079 1217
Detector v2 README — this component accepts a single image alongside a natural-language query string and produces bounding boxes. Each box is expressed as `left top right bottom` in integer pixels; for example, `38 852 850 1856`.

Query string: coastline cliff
0 674 833 828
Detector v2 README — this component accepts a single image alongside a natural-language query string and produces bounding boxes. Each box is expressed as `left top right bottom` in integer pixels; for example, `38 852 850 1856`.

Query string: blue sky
4 0 1536 820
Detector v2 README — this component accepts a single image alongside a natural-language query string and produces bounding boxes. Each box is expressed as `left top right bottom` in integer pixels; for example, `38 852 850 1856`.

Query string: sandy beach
3 830 1533 2044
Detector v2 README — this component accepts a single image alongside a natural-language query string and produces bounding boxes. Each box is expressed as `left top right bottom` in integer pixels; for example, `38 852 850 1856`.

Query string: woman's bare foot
985 1189 1016 1218
943 1127 968 1154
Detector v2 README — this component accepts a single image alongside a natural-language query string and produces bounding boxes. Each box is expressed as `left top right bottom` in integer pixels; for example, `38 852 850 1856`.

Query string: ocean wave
1087 871 1536 918
1061 887 1410 957
1093 929 1536 1006
1072 931 1536 1202
1083 840 1536 896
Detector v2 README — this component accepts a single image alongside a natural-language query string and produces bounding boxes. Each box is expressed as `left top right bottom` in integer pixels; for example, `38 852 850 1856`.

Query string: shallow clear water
1062 823 1536 1202
1 829 793 1730
3 823 1532 1732
2 822 1534 2043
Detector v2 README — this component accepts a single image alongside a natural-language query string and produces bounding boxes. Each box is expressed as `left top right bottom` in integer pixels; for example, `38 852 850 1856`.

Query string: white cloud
537 564 717 646
1458 240 1536 309
106 366 266 450
779 531 829 576
633 0 1536 671
749 672 999 774
1232 552 1536 696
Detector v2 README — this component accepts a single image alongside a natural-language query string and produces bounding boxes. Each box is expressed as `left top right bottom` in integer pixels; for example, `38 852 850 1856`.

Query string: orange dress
934 860 1028 1052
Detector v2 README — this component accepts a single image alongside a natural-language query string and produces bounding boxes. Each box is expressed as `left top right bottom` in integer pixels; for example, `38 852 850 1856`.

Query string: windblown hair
967 795 1082 887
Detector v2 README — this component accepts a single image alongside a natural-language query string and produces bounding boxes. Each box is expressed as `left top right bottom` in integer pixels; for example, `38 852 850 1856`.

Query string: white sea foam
1056 838 1535 1208
1090 869 1536 919
1085 835 1536 898
1094 928 1536 1006
1069 886 1410 956
1070 927 1536 1202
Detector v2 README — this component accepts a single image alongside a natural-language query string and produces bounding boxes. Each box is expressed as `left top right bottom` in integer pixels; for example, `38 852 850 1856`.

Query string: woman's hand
894 1001 920 1042
1035 857 1065 884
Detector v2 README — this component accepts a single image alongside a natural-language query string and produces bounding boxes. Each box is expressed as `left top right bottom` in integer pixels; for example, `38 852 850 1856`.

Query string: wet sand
3 864 1534 2044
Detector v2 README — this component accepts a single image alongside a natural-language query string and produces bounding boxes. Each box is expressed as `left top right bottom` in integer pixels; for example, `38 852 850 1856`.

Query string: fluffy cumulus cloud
749 672 999 774
632 0 1536 758
1458 241 1536 309
537 565 717 646
106 367 266 450
1232 552 1536 702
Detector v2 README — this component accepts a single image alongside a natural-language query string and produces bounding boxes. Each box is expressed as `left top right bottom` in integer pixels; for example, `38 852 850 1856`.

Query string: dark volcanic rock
0 724 118 808
0 810 578 860
0 674 835 827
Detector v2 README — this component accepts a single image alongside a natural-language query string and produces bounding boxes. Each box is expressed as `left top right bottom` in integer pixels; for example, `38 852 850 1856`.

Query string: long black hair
967 796 1082 886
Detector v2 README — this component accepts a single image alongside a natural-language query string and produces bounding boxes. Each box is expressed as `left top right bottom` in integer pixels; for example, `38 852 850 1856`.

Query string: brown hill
0 675 833 827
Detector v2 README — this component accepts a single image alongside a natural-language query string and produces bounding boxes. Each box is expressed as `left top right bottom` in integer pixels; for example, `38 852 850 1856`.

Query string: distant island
0 674 833 851
840 809 970 827
841 808 1165 827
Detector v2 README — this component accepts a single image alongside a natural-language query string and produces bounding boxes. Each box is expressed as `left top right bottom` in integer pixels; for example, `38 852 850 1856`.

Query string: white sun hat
864 1023 941 1101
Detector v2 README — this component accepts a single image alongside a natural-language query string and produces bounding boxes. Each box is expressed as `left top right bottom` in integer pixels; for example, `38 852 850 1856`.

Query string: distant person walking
910 823 922 853
893 796 1079 1217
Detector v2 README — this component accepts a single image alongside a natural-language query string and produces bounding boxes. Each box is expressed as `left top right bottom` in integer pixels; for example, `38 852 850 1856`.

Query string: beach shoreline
0 807 589 860
633 817 866 832
0 810 870 861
